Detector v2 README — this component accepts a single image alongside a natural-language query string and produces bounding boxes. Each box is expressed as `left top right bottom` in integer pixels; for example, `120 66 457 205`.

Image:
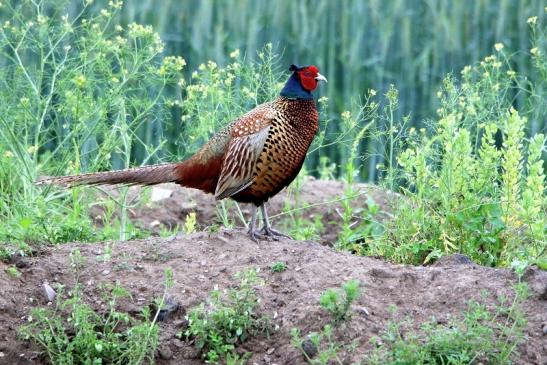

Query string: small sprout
270 261 287 273
319 279 361 324
5 265 21 278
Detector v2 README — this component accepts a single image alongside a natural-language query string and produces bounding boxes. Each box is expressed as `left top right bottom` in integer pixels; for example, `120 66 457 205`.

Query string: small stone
158 346 173 360
356 306 370 316
157 296 181 322
542 323 547 336
101 270 110 276
267 347 275 355
42 282 56 302
173 318 189 329
301 339 317 358
150 187 173 202
172 339 185 348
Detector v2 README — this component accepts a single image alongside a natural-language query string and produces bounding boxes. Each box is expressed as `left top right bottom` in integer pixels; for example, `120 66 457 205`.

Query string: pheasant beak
315 73 327 83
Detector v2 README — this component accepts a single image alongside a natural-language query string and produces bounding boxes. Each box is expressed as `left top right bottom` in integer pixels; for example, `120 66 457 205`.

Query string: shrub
319 279 361 324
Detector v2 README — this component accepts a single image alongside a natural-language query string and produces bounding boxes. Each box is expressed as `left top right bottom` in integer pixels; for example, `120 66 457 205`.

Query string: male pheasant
38 64 327 241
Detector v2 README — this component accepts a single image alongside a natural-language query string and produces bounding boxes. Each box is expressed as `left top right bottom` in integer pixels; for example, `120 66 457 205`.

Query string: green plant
367 283 529 365
5 265 21 278
270 261 287 273
19 282 160 365
0 0 182 248
368 38 546 266
182 268 270 363
319 279 360 324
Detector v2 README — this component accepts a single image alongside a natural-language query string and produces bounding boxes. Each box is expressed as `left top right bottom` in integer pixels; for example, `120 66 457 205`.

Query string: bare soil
0 180 546 365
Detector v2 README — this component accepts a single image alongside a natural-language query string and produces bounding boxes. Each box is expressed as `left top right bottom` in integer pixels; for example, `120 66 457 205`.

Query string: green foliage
19 283 160 365
5 265 21 278
366 38 546 266
58 0 545 181
0 0 181 247
270 261 287 273
319 279 360 324
183 269 270 364
367 284 529 365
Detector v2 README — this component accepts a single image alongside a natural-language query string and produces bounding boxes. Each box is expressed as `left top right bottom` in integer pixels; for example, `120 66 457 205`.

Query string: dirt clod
156 297 182 322
301 338 318 359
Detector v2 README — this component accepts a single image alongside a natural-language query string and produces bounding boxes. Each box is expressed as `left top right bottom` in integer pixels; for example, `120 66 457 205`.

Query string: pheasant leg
259 204 292 239
247 204 291 241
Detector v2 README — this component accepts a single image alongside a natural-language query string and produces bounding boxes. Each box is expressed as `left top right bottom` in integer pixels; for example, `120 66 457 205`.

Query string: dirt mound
88 178 394 244
1 231 545 364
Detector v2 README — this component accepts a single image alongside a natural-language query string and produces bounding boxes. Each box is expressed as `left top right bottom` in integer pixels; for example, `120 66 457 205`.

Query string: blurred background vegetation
1 0 545 181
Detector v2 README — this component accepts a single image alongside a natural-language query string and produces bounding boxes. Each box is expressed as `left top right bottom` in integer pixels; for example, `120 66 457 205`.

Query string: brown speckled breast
234 97 318 204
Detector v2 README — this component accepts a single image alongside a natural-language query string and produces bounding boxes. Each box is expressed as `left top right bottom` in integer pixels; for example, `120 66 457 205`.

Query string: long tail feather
36 163 180 187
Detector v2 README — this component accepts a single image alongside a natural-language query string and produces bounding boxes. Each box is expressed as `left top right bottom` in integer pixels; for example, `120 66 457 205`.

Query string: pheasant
38 64 327 241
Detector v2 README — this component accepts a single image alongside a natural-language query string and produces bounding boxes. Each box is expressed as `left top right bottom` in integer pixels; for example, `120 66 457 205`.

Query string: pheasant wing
214 108 275 200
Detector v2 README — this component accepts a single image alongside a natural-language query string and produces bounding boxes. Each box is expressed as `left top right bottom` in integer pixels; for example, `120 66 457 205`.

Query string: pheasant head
280 64 327 100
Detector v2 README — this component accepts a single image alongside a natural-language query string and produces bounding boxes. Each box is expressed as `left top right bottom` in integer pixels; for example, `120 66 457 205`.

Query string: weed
183 212 198 234
270 261 287 273
367 44 546 267
319 279 361 325
367 284 529 365
5 265 21 278
19 283 160 365
182 268 270 364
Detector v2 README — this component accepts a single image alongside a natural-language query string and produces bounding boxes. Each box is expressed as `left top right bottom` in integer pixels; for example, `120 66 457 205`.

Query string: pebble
157 296 181 322
172 339 185 348
158 346 173 360
542 323 547 336
356 306 370 316
42 282 56 302
301 339 317 358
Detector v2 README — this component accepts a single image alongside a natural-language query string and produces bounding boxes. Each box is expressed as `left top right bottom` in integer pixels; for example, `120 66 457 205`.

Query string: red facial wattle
298 65 320 91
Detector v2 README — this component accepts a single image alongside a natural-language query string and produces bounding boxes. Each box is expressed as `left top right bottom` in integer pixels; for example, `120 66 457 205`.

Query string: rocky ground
0 180 545 364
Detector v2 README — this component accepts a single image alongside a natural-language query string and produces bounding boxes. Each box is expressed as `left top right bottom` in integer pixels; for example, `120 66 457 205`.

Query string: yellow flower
526 16 537 25
368 88 376 96
494 43 504 52
341 111 351 120
530 47 540 56
108 0 123 9
3 150 13 158
73 74 86 88
506 70 516 77
27 145 38 154
229 49 240 59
